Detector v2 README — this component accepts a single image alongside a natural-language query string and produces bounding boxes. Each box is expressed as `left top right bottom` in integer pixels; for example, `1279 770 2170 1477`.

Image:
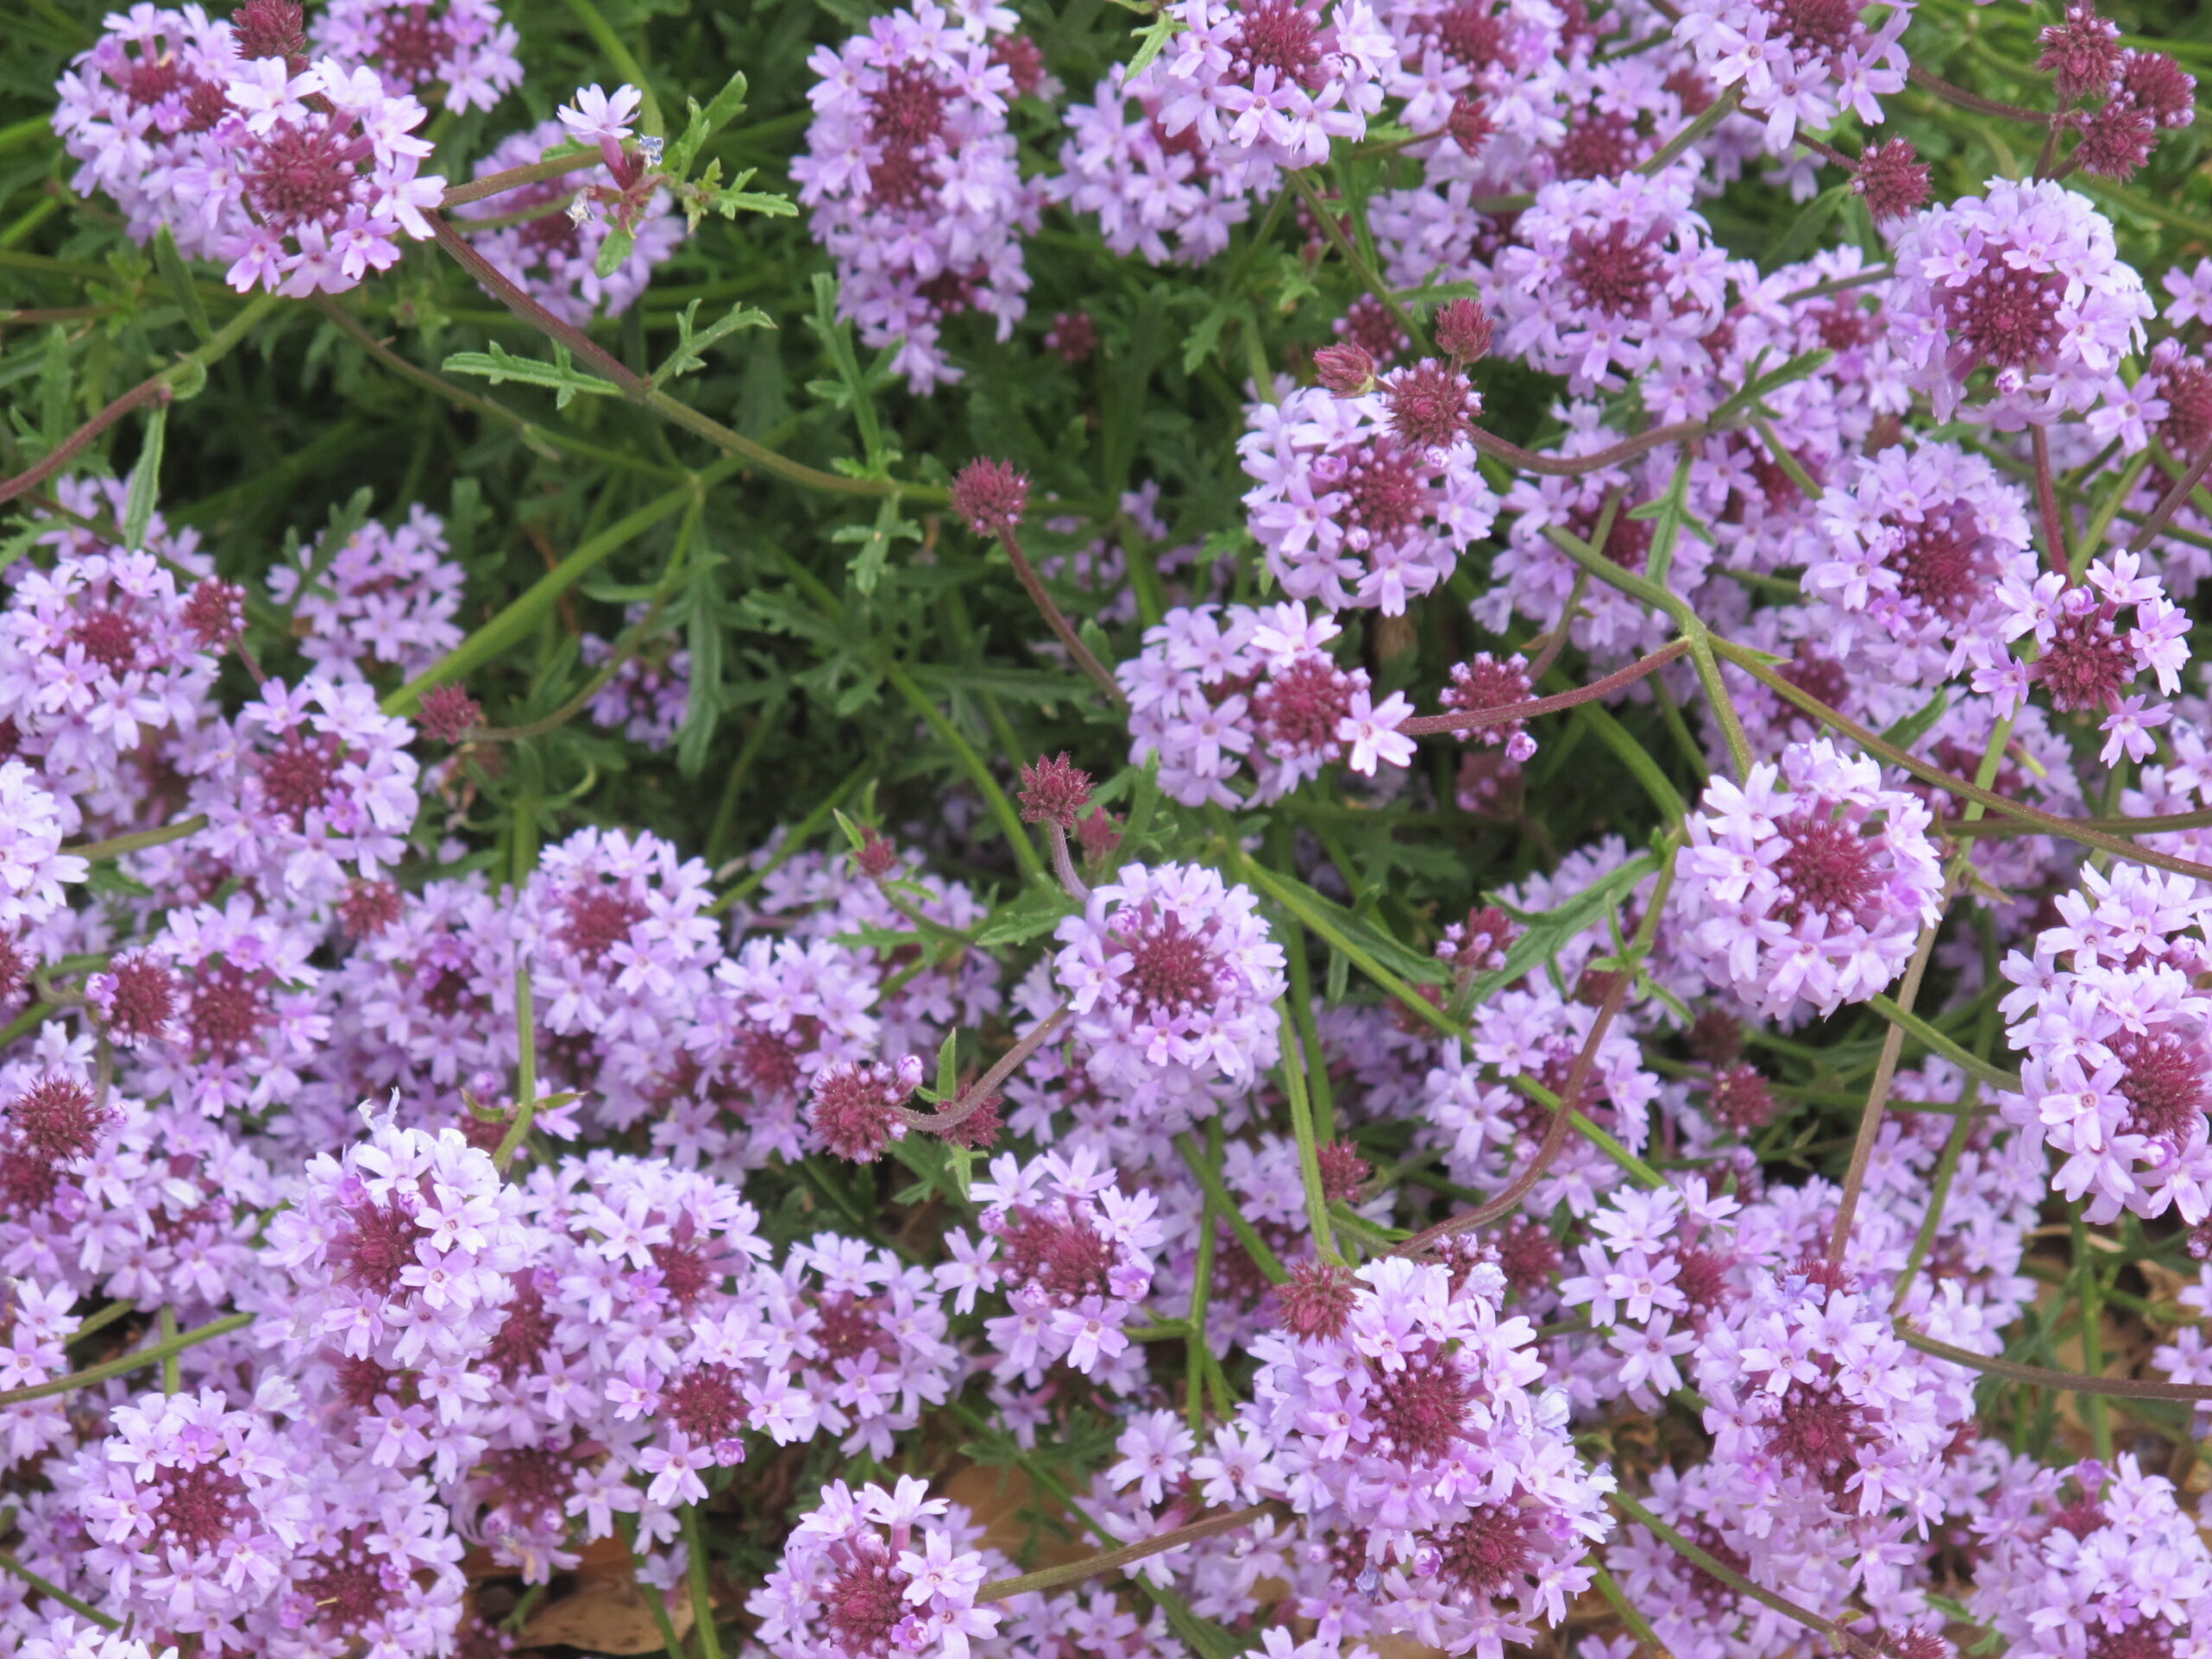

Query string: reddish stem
1467 420 1704 478
1397 639 1691 737
2130 437 2212 552
998 525 1129 710
2030 424 2070 575
1907 66 2050 124
0 381 167 509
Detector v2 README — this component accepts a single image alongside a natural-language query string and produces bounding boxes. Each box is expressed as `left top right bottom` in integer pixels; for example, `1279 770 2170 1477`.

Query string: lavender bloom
261 1107 534 1367
791 2 1044 391
1152 0 1398 171
1674 738 1945 1022
267 505 466 683
176 56 445 296
1889 177 2152 427
1052 861 1287 1096
748 1477 1006 1659
308 0 523 111
1240 383 1499 614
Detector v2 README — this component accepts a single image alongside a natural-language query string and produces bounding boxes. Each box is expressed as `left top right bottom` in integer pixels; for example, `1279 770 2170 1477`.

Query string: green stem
881 661 1046 881
679 1503 723 1659
1895 1324 2212 1401
1287 170 1425 351
975 1503 1279 1600
1638 84 1744 175
0 1547 119 1629
0 1312 253 1406
384 462 738 715
1177 1131 1287 1284
1275 997 1340 1265
63 813 207 861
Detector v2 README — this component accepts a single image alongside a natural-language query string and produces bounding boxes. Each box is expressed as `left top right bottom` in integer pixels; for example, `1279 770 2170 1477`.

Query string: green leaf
652 298 774 387
1880 689 1950 752
121 401 166 552
685 159 797 227
1180 300 1232 374
441 342 623 409
972 882 1079 948
666 70 749 181
1254 867 1445 987
804 273 887 469
592 224 637 281
1764 182 1848 272
152 229 211 344
1625 446 1707 588
1128 9 1185 75
832 496 921 594
906 663 1079 705
1466 852 1658 1007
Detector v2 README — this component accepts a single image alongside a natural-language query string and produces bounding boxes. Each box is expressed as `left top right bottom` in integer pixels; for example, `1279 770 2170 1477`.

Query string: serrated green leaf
442 342 623 409
1128 10 1186 74
652 298 774 387
835 495 920 594
121 401 166 552
666 70 749 180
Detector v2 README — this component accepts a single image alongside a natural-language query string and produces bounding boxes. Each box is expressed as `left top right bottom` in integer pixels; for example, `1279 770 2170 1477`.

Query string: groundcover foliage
9 0 2212 1653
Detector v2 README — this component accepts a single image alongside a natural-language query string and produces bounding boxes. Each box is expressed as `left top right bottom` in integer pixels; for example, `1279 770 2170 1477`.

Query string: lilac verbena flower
256 1450 467 1657
1971 550 2190 764
1241 380 1499 613
261 1107 534 1367
772 1235 958 1457
942 1146 1164 1380
1052 860 1287 1096
1889 176 2151 427
1674 737 1944 1021
52 3 243 257
0 762 87 931
3 478 227 798
582 603 693 751
791 2 1043 392
308 0 523 112
1999 862 2212 1226
1491 170 1731 395
1116 601 1416 807
1803 438 2036 685
457 118 686 324
1967 1452 2212 1659
69 1386 309 1642
180 56 445 296
1243 1254 1615 1656
747 1476 1006 1659
266 504 465 683
1152 0 1398 170
1693 1259 1978 1540
1672 0 1911 150
190 675 422 901
1050 64 1263 265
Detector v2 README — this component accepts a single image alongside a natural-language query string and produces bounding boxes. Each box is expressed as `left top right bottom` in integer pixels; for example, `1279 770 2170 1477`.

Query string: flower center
996 1202 1118 1304
245 118 365 232
374 3 452 81
1565 222 1662 319
1231 0 1326 90
1434 1 1512 72
296 1529 394 1637
1368 1343 1472 1464
1770 813 1879 925
261 730 344 823
665 1362 749 1446
824 1541 910 1658
152 1461 251 1553
1323 438 1426 546
1250 658 1355 760
187 959 266 1059
866 64 950 208
558 884 648 967
334 1194 422 1297
1433 1504 1535 1594
2035 601 2134 712
2111 1028 2209 1146
1938 241 2067 375
1883 502 1986 618
1110 908 1225 1019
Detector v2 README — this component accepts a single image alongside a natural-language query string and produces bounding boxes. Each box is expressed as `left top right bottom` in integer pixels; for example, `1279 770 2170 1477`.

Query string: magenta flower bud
1313 340 1376 396
1433 297 1494 366
950 457 1029 537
